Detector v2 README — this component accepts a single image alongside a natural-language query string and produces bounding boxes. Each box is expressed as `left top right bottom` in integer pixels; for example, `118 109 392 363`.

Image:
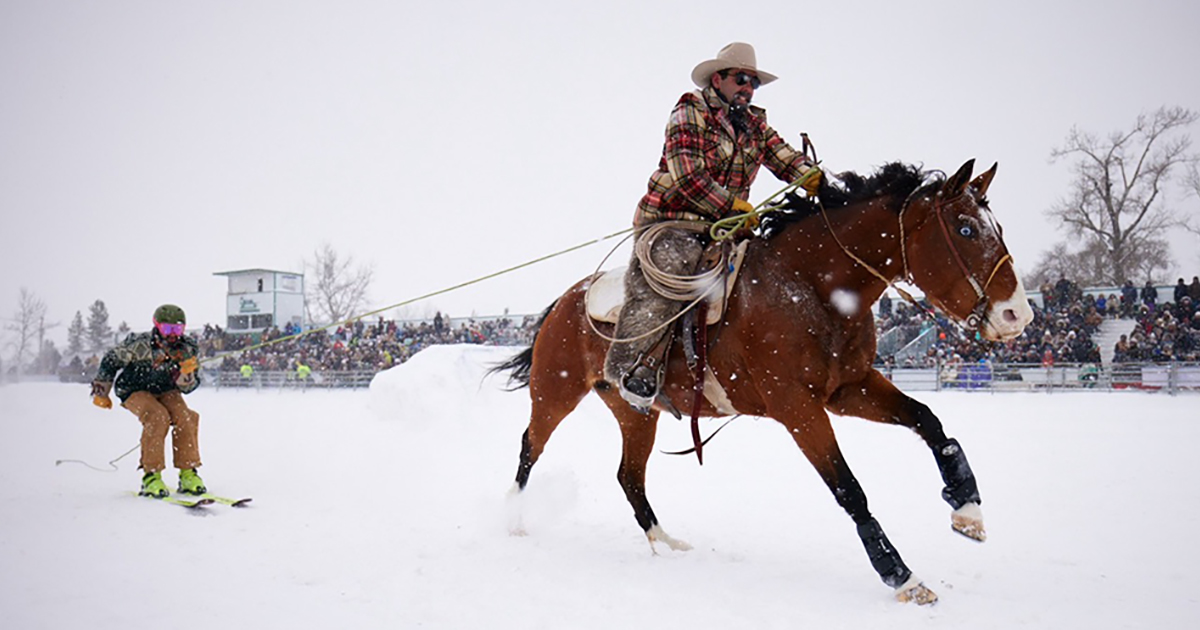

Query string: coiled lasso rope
589 169 820 345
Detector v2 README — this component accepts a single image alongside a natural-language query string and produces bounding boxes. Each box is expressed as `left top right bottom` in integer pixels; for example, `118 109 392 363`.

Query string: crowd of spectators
1112 276 1200 363
196 312 539 375
874 275 1200 368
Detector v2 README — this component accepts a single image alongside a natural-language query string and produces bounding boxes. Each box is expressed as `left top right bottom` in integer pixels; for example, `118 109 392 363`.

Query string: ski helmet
153 304 187 325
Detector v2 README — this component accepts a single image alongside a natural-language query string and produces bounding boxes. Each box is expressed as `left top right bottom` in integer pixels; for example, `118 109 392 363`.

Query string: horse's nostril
1003 309 1017 323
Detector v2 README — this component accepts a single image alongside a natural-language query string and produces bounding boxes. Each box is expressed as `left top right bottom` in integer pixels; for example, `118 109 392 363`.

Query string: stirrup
620 366 657 411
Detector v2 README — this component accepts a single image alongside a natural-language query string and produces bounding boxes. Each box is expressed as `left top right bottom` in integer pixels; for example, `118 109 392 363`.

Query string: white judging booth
213 268 306 334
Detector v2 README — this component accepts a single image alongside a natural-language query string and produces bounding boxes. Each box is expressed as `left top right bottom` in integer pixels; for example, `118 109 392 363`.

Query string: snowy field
2 345 1198 629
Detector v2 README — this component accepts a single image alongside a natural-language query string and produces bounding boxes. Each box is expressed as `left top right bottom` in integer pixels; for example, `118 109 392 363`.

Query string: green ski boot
140 471 170 498
178 468 207 495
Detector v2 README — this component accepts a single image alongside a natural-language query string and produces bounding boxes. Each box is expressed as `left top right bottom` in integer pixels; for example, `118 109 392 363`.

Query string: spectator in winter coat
1120 280 1138 317
1174 278 1189 304
1141 281 1158 309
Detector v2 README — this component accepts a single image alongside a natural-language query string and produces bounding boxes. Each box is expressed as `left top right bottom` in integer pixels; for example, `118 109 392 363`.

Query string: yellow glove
179 357 199 375
801 167 822 196
91 381 113 409
731 198 759 229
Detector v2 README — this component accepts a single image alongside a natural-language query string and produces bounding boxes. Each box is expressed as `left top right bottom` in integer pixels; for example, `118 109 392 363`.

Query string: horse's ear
970 162 998 198
941 159 976 198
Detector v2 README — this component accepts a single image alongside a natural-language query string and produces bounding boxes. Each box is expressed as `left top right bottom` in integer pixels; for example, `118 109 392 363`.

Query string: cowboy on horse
604 42 821 411
494 41 1034 605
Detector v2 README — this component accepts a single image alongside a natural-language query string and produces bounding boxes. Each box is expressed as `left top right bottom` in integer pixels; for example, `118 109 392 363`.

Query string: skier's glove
91 381 113 409
179 357 199 374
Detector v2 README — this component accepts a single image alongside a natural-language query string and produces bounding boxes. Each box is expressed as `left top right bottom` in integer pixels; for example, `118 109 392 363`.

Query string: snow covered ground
2 345 1198 629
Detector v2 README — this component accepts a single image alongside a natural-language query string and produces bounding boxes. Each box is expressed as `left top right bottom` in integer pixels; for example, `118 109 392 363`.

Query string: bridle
898 187 1013 332
820 180 1013 335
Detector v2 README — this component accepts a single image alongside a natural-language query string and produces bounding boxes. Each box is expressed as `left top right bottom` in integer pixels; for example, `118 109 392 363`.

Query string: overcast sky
3 0 1199 345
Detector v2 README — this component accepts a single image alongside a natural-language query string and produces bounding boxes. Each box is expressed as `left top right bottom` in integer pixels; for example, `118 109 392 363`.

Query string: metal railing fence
192 362 1200 394
201 369 376 390
880 361 1200 394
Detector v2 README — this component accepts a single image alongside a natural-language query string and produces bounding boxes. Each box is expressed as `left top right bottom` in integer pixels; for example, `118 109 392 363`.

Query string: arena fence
193 362 1200 394
201 369 376 390
883 362 1200 394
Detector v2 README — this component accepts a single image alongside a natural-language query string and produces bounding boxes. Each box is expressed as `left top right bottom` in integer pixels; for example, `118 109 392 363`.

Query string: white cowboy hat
690 42 778 89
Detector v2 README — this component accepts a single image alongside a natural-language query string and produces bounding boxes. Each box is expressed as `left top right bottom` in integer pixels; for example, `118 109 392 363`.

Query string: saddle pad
586 241 748 326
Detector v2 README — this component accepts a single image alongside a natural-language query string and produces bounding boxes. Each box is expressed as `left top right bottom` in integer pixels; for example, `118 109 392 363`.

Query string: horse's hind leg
828 370 986 541
514 375 590 491
507 354 594 536
774 401 937 604
598 393 690 553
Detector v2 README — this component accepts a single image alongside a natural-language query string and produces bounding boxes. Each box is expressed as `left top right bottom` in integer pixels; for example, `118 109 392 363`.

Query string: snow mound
369 344 528 427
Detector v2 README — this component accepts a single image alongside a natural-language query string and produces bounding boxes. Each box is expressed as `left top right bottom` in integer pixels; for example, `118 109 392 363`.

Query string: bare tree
1038 105 1198 285
304 243 374 325
3 288 48 374
1186 162 1200 236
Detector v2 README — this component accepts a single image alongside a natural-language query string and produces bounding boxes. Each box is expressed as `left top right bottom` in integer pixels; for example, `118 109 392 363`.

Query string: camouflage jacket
634 86 814 226
96 332 201 402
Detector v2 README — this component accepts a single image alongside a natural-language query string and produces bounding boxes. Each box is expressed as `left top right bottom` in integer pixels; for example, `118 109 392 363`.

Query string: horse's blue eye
959 225 975 238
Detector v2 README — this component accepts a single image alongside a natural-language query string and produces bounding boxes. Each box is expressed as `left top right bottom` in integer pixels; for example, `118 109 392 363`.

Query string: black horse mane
760 162 942 238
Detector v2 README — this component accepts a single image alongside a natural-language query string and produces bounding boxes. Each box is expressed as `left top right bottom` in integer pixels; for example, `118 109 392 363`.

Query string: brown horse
492 160 1033 604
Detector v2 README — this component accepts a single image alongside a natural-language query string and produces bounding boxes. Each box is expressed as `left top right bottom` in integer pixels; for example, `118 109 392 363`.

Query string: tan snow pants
122 390 201 473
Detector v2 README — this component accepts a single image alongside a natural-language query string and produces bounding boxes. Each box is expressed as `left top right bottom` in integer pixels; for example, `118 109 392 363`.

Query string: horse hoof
647 524 692 553
951 502 986 542
894 577 939 605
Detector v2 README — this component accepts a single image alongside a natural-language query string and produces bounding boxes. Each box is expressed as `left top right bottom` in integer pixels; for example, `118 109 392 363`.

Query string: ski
197 493 253 508
130 491 214 509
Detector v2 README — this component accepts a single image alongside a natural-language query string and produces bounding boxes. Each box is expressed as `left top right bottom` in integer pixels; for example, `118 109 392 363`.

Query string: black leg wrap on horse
515 430 534 489
857 518 912 588
933 438 981 510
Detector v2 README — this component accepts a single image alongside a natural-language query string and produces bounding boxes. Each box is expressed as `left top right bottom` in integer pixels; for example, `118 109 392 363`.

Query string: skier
90 304 207 498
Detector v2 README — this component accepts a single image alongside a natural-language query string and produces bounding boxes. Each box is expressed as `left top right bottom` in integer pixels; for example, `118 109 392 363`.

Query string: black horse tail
486 299 558 391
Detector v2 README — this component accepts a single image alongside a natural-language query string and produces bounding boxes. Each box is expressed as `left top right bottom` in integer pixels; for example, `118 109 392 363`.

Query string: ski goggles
731 71 761 89
155 322 186 336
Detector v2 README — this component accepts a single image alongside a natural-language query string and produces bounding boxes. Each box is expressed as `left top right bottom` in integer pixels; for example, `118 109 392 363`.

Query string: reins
822 182 1014 337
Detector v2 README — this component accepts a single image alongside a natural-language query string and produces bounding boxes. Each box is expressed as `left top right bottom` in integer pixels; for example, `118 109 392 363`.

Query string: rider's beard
730 101 752 136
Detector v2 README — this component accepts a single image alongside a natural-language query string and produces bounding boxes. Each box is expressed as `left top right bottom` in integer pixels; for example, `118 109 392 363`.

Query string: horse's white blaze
646 524 692 553
984 273 1034 341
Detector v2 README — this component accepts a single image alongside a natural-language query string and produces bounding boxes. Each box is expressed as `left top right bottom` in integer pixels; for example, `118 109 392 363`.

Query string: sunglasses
731 71 761 89
156 322 186 336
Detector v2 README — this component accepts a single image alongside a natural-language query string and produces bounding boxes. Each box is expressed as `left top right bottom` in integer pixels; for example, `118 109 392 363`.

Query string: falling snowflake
831 288 860 316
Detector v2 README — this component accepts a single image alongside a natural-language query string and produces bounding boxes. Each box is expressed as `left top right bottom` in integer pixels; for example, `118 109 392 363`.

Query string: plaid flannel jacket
634 87 813 226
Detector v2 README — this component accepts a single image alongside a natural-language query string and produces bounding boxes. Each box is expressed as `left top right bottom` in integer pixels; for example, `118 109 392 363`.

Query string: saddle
585 240 749 326
588 239 746 429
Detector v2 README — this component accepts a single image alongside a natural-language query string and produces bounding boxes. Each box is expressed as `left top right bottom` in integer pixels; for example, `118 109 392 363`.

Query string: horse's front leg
828 370 986 542
772 400 937 605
